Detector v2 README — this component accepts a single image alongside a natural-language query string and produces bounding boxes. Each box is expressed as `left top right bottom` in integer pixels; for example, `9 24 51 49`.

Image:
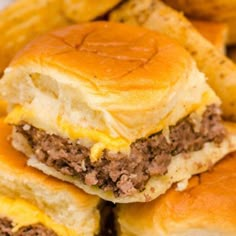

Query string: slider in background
163 0 236 45
0 0 68 74
117 124 236 236
0 118 100 236
0 0 122 74
63 0 122 22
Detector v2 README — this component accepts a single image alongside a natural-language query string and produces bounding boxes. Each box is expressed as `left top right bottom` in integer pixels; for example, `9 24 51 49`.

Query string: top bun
0 21 218 151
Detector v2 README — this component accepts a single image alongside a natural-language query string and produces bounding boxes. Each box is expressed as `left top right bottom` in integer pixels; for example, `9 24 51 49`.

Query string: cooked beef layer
0 217 13 236
14 224 57 236
0 218 57 236
16 104 226 197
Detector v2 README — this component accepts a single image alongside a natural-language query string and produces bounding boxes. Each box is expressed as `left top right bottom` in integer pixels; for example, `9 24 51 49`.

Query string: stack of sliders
0 21 236 234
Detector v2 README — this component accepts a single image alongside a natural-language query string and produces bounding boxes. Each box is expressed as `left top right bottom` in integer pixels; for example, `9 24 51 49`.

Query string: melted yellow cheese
5 106 130 161
58 118 131 161
90 142 106 162
57 117 129 149
5 106 33 124
0 193 78 236
147 91 215 137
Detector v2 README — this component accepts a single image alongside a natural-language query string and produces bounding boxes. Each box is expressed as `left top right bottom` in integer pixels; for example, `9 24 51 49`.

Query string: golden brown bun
0 21 218 142
191 20 228 53
0 118 100 236
117 148 236 236
163 0 236 45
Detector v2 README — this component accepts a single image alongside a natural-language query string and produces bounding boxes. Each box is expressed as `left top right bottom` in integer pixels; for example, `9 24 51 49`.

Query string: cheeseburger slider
117 136 236 236
0 22 236 203
0 118 100 236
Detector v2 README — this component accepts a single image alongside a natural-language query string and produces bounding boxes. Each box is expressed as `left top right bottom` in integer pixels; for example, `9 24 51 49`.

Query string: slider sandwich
0 118 100 236
1 22 236 203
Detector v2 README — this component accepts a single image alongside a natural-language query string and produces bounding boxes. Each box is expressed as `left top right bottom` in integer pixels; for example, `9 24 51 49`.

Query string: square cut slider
0 118 100 236
1 21 236 203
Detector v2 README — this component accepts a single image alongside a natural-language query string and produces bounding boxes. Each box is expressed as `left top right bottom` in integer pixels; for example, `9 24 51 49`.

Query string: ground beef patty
0 217 13 236
16 104 226 197
0 218 57 236
14 224 57 236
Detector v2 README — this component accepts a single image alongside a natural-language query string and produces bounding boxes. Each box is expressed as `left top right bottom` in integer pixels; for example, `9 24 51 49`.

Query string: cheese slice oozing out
5 89 216 162
0 193 78 236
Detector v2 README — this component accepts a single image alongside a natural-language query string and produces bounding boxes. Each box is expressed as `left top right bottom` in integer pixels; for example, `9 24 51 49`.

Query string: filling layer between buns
0 217 57 236
15 104 225 197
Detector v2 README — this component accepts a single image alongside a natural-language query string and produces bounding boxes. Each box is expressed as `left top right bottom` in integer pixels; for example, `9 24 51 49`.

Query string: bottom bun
117 152 236 235
0 119 100 236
